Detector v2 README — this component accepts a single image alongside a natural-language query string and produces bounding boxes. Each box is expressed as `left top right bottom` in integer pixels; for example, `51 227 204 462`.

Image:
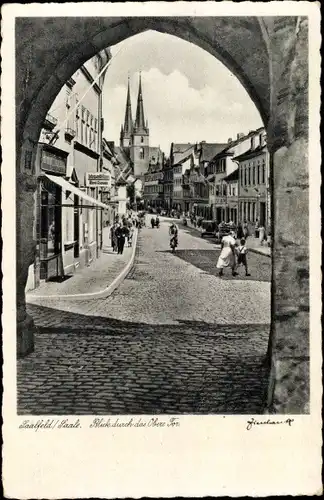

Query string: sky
102 30 263 156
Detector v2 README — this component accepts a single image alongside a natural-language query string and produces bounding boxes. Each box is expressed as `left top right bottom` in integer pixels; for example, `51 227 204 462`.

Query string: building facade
170 143 196 213
208 129 266 224
162 158 173 211
143 147 165 209
26 50 111 291
189 142 227 218
234 130 270 229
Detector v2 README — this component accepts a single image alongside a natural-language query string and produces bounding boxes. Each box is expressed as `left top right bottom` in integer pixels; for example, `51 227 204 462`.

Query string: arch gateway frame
14 15 310 414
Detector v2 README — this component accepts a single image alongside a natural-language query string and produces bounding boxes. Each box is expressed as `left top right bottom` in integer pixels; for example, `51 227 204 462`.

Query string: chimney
259 132 265 147
237 132 244 140
228 138 232 143
251 135 256 150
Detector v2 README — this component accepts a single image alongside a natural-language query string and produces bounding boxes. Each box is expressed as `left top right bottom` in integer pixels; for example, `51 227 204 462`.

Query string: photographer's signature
246 417 294 431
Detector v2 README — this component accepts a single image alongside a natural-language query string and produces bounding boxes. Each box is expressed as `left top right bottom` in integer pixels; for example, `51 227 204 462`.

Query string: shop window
40 183 61 260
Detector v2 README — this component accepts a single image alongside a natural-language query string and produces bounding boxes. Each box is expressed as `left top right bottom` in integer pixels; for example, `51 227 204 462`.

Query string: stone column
17 139 38 357
266 17 309 413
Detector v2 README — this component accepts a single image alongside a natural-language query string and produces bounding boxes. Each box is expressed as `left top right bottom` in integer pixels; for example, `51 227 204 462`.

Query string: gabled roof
224 168 239 182
199 143 228 162
233 144 266 162
149 147 163 166
114 146 131 168
172 145 195 166
172 143 194 154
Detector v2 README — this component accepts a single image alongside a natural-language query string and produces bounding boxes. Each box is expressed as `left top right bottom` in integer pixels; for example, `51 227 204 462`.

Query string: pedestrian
243 220 249 239
237 222 244 239
216 230 237 277
255 218 260 238
111 223 118 252
259 224 266 246
128 226 134 247
116 224 127 255
236 238 251 276
151 216 155 229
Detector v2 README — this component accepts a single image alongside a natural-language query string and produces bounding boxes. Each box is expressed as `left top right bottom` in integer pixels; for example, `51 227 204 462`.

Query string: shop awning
44 174 108 209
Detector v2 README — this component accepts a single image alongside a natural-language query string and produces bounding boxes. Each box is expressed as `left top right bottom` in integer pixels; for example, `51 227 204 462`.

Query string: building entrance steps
26 228 138 302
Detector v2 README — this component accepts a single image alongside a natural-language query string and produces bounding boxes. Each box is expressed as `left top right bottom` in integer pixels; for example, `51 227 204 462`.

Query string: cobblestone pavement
18 218 271 415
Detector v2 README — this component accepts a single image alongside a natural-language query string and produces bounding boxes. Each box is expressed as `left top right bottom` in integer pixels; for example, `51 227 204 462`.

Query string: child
236 238 251 276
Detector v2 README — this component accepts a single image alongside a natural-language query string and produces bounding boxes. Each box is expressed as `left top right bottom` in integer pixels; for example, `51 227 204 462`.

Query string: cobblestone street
18 218 271 415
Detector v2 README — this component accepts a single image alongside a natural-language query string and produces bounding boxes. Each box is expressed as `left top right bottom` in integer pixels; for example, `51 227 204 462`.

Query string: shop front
26 145 109 291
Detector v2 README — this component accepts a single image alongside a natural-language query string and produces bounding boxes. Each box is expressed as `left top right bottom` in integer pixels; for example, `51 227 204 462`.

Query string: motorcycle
170 236 178 253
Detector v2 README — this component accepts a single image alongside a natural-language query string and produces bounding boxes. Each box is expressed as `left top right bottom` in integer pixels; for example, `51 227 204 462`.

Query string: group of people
109 215 135 255
217 231 251 278
237 220 270 246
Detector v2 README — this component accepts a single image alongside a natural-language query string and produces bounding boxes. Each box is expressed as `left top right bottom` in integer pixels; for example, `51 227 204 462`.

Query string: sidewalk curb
26 229 139 302
249 247 271 258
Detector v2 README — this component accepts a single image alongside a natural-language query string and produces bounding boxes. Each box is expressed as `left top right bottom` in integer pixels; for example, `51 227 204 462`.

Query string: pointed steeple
123 76 133 136
135 72 146 131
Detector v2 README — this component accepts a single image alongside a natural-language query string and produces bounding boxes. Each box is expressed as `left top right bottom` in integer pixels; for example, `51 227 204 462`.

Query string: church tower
130 73 150 178
120 76 133 148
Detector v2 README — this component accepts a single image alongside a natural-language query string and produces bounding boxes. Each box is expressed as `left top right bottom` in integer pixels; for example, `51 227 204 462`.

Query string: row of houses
26 52 133 291
142 127 270 230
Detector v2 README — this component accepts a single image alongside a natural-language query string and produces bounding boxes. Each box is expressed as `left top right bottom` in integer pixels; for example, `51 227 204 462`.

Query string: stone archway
15 16 309 413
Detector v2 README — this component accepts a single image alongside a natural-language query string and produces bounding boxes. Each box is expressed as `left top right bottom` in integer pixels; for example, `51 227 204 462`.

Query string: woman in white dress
217 230 237 277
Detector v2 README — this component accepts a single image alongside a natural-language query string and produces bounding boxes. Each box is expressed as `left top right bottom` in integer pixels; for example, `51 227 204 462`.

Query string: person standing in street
243 220 249 240
217 230 237 277
259 224 266 246
237 222 244 239
116 224 127 255
254 218 260 238
236 238 251 276
111 222 118 252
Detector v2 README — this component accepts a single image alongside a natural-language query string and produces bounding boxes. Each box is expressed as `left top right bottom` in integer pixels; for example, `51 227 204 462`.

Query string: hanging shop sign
41 148 67 175
86 172 110 188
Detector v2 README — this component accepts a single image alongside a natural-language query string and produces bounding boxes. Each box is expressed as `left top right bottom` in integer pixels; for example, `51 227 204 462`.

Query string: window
94 118 98 131
248 165 251 185
75 115 79 139
85 123 88 145
257 162 260 184
262 160 266 184
141 136 144 143
240 167 243 187
252 163 256 185
233 186 236 197
244 166 247 186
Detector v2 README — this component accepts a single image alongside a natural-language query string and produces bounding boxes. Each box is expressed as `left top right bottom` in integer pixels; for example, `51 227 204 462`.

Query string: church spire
123 76 133 136
135 72 146 131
